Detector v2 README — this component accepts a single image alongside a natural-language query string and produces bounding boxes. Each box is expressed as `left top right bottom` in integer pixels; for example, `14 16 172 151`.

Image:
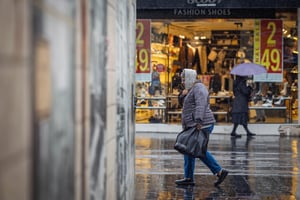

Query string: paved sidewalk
135 132 300 199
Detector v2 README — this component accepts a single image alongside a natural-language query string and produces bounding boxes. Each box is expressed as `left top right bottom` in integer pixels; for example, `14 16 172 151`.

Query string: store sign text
174 8 231 16
260 20 283 73
136 20 151 73
254 19 283 82
187 0 223 7
254 19 283 74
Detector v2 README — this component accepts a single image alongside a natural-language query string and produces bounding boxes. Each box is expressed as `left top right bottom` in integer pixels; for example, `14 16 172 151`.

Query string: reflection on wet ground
135 133 300 199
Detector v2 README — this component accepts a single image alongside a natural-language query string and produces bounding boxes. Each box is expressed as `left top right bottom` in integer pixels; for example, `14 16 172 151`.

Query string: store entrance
135 16 298 124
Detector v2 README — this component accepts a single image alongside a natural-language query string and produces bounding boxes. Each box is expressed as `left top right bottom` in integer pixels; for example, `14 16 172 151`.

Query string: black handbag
174 127 209 158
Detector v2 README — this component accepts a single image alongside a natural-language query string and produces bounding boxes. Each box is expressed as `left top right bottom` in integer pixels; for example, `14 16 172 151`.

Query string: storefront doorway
136 4 299 125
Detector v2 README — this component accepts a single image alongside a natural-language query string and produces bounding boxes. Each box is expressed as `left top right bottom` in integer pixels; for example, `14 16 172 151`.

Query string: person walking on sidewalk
175 69 228 187
230 76 256 138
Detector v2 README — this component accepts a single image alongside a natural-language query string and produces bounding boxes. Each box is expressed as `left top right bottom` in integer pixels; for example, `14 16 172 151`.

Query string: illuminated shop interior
135 11 298 124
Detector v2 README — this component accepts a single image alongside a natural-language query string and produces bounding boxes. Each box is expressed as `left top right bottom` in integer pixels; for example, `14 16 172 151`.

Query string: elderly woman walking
175 69 228 187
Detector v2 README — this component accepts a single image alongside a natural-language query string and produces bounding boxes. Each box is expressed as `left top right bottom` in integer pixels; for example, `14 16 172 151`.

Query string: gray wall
32 0 76 199
89 0 136 199
89 0 107 199
0 0 32 199
0 0 136 199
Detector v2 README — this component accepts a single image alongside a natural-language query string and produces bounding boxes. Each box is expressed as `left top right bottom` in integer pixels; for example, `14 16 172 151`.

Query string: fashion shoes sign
187 0 223 7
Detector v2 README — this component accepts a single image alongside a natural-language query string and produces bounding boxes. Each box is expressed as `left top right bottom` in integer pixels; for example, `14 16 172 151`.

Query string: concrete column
32 1 76 199
106 0 136 198
0 0 136 199
88 0 136 199
0 0 33 200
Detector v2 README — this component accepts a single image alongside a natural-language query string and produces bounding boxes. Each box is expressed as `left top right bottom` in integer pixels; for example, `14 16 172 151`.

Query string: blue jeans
184 124 222 180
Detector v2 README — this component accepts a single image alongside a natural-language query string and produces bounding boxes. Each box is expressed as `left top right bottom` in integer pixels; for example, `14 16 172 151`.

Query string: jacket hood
182 69 197 89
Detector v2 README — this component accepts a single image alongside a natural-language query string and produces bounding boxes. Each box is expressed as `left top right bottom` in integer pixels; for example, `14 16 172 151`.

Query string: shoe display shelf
135 96 166 123
249 96 292 123
166 94 233 123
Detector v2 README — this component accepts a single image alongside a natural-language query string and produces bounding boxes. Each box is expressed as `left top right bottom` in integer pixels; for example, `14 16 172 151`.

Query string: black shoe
247 132 256 137
214 169 228 187
231 133 242 138
175 178 195 186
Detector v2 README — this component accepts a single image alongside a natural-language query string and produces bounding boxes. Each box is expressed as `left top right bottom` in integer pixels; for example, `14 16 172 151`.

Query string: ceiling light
283 29 288 34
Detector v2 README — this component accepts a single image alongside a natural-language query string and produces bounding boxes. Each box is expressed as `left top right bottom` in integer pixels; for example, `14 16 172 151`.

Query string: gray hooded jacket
181 70 216 129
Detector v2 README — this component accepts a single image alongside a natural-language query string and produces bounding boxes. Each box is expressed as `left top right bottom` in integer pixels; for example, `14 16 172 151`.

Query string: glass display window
136 10 298 124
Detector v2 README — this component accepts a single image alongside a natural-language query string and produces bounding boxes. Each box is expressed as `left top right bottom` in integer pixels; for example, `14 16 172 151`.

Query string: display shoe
214 169 228 187
231 133 242 138
247 132 256 137
274 97 284 106
266 99 273 104
175 178 195 186
262 102 272 107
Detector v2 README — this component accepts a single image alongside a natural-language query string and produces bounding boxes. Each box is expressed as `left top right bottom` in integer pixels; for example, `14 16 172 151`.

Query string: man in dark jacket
172 69 184 91
175 69 228 187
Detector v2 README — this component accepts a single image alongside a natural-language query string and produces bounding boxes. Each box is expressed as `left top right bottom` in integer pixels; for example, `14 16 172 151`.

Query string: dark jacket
180 81 216 130
231 77 252 113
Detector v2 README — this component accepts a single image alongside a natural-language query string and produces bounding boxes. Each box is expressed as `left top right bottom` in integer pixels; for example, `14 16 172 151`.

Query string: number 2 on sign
136 22 149 72
261 21 281 72
267 22 276 46
136 22 144 45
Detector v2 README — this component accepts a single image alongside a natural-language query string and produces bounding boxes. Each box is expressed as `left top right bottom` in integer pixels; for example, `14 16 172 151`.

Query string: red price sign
260 20 283 73
136 20 151 73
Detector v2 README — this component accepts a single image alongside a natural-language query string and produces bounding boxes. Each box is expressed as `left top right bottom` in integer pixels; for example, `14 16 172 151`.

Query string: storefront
135 0 300 124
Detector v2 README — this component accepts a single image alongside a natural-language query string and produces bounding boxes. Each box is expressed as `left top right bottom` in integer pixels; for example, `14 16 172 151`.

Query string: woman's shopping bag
174 127 209 158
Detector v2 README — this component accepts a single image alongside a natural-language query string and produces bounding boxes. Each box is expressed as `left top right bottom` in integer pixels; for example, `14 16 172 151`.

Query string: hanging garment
208 48 218 62
179 44 194 68
199 46 208 74
210 73 222 93
179 45 187 68
192 48 202 74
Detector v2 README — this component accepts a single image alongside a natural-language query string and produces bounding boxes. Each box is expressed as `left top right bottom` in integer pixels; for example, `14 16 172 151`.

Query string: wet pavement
135 132 300 200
